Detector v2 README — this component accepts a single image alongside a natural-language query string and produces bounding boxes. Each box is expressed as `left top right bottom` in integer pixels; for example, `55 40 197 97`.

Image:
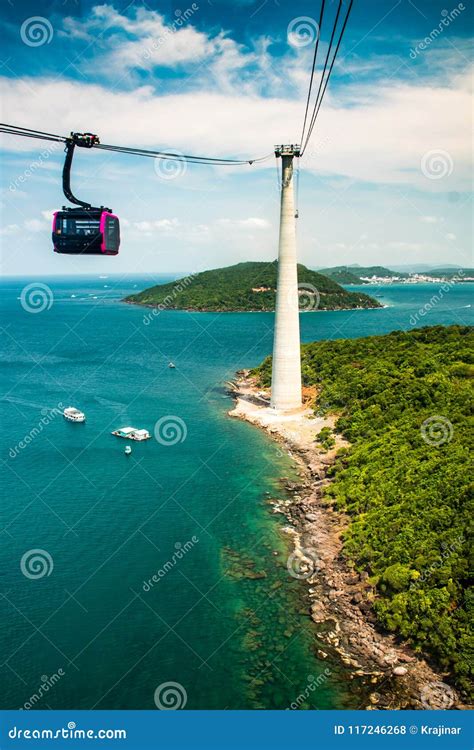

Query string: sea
0 276 472 710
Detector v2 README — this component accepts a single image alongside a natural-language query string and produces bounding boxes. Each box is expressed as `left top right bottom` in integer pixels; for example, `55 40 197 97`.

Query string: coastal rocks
393 666 408 676
311 602 327 622
228 372 464 710
222 547 267 580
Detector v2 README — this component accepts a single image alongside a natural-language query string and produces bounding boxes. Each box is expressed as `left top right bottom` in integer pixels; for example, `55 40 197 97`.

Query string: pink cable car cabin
52 209 120 255
52 132 120 256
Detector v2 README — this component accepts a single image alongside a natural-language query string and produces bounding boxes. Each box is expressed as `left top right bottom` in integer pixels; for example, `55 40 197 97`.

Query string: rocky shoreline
228 371 466 711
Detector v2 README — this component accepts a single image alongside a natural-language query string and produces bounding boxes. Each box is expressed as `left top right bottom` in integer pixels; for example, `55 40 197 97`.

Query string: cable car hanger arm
62 133 101 209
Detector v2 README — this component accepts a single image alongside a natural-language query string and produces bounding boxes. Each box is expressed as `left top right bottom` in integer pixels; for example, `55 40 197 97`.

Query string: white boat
63 406 85 423
168 362 176 369
125 445 132 455
112 426 151 441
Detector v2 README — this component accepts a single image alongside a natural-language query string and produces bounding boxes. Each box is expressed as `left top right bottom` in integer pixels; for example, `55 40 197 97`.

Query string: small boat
112 427 151 441
63 406 85 423
168 362 176 369
124 445 132 455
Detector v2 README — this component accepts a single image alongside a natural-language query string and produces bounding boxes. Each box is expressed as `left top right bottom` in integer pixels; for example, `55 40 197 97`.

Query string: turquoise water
0 277 472 710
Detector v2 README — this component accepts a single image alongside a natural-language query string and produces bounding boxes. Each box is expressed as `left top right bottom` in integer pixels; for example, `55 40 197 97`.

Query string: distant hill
318 265 408 283
319 268 368 285
125 261 381 312
424 267 474 279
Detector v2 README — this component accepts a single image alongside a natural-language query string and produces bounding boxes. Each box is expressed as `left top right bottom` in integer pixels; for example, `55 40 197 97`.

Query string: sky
0 0 472 276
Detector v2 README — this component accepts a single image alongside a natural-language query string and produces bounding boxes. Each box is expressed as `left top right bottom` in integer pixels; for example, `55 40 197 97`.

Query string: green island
253 325 473 699
125 261 381 312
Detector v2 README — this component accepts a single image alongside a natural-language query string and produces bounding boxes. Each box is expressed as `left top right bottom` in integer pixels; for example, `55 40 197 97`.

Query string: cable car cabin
52 208 120 255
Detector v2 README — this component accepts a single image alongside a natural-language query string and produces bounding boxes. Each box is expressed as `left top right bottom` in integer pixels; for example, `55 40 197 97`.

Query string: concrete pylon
270 145 302 412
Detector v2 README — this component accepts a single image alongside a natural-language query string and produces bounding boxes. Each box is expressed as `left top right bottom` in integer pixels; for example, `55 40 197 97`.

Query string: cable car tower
270 145 302 412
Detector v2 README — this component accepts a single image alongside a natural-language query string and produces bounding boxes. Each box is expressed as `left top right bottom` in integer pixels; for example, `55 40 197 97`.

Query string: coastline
124 300 383 313
228 371 466 710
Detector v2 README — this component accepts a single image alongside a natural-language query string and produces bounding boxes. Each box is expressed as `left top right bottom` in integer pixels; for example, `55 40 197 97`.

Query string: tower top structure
274 145 301 158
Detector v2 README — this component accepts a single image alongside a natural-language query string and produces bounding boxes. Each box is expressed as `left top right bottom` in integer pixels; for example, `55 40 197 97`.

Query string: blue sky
1 0 472 275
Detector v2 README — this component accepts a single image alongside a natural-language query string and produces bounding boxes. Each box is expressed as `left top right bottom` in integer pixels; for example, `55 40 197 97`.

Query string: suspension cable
300 0 354 157
299 0 326 148
0 123 272 166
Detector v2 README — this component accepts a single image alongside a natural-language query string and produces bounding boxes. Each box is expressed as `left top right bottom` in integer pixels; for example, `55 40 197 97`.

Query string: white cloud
420 215 442 223
0 224 20 236
1 59 470 189
24 219 47 232
216 217 270 229
133 218 179 232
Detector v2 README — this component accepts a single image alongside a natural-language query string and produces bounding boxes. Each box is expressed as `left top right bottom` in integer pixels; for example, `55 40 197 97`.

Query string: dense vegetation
318 265 408 283
125 261 380 312
254 325 473 697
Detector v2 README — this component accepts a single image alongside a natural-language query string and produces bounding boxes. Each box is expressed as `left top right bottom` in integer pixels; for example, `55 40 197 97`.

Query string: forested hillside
254 325 473 697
